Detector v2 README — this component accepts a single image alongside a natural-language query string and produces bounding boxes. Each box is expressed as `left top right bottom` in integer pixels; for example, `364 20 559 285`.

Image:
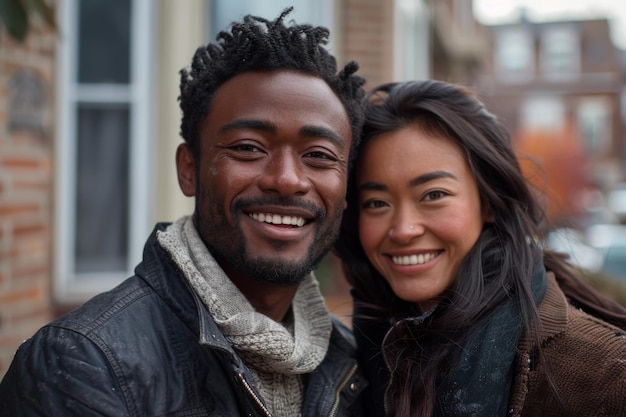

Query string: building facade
477 15 626 195
0 0 485 377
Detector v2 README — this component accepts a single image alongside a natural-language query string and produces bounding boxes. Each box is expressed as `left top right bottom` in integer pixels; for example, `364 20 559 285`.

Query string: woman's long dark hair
334 80 626 417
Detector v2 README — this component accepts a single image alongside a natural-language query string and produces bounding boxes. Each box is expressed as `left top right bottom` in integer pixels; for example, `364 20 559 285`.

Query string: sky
473 0 626 49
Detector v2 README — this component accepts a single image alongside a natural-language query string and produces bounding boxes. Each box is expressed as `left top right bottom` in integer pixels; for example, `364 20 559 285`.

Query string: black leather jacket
0 223 366 416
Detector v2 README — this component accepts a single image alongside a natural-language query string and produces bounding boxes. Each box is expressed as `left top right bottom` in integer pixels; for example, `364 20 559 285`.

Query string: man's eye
231 144 260 152
305 151 334 160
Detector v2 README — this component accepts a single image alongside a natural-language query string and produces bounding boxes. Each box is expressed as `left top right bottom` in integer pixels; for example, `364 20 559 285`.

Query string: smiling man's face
176 70 352 286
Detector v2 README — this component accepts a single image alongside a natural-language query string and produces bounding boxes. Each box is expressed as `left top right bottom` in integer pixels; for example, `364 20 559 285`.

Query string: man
0 8 366 416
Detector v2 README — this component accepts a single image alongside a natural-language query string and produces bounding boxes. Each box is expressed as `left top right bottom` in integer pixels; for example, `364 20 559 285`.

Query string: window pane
77 0 131 83
496 28 533 81
210 0 326 39
541 27 579 77
577 98 611 153
74 104 130 273
520 97 565 132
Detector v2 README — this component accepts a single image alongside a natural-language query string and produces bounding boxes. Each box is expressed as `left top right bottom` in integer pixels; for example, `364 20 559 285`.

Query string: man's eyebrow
300 125 345 146
218 119 276 134
358 171 457 193
217 119 345 146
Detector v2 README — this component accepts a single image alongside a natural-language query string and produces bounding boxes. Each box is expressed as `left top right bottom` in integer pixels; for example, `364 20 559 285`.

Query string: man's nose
258 152 312 196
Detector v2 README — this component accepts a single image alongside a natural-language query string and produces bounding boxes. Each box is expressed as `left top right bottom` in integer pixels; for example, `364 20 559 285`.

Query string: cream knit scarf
157 216 332 417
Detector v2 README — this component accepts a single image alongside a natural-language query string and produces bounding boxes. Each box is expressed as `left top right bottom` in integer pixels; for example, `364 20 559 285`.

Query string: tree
514 120 590 226
0 0 55 42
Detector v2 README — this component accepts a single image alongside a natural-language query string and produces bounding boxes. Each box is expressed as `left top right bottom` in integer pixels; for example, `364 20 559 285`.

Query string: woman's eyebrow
409 171 457 187
358 171 458 193
358 181 387 192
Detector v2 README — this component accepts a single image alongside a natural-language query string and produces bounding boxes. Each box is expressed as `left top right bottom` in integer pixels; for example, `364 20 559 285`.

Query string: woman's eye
362 199 387 209
423 190 447 201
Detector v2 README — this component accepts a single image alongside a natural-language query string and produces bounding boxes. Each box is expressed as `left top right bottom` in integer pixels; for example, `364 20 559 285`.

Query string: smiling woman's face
356 125 487 312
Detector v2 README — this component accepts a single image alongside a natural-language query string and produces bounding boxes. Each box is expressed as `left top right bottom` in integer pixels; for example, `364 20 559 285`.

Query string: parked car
585 224 626 283
607 183 626 223
545 227 604 273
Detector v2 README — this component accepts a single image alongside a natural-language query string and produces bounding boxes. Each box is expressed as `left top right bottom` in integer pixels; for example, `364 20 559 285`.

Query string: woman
334 80 626 417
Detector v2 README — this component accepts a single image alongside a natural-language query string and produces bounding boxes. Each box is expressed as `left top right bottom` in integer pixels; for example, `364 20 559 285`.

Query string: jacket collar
137 223 243 360
136 223 362 376
536 272 570 338
518 272 569 351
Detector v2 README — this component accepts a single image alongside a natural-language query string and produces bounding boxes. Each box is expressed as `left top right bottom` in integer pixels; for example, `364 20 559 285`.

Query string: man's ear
176 143 196 197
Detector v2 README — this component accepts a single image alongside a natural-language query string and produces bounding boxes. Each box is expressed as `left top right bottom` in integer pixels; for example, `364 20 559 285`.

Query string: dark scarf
435 266 547 417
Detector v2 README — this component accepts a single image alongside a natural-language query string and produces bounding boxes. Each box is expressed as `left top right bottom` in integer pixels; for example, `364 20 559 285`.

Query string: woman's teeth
392 252 437 265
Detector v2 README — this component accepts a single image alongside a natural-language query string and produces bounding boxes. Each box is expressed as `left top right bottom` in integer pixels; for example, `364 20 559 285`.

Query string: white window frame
393 0 430 81
208 0 335 43
495 28 534 83
520 95 565 133
54 0 155 303
576 97 612 154
540 26 580 81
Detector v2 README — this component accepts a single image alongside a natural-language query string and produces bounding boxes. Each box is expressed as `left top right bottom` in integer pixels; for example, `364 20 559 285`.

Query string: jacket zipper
236 372 273 417
326 364 358 417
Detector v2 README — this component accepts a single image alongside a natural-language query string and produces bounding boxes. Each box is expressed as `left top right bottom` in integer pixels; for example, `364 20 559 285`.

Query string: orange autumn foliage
514 121 589 224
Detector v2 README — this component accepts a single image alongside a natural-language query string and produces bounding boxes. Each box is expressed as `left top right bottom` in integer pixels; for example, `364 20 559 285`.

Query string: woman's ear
482 205 494 224
176 143 196 197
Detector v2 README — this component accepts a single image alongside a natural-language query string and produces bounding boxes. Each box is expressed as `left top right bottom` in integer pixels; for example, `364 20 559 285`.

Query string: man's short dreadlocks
178 7 366 159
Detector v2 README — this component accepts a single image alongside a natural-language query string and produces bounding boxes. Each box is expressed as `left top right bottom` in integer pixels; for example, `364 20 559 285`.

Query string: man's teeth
392 252 437 265
249 213 306 227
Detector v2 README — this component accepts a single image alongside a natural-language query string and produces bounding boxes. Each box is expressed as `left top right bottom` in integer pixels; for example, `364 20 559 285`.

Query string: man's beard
206 239 325 286
196 197 344 286
206 210 342 286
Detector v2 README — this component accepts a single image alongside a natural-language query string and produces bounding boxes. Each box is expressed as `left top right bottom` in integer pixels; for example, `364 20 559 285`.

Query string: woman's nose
387 212 424 243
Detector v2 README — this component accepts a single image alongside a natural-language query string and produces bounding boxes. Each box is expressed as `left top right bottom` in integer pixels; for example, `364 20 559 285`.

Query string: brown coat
510 273 626 417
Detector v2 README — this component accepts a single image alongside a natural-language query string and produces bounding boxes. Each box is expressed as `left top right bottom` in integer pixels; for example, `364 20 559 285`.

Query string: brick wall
0 22 56 377
340 0 394 90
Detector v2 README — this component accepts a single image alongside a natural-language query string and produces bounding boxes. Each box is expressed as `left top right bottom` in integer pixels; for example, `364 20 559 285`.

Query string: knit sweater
510 273 626 417
157 216 332 417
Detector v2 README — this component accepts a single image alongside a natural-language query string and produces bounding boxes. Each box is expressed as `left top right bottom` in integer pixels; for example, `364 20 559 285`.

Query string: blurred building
477 12 626 197
0 0 485 376
430 0 487 86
